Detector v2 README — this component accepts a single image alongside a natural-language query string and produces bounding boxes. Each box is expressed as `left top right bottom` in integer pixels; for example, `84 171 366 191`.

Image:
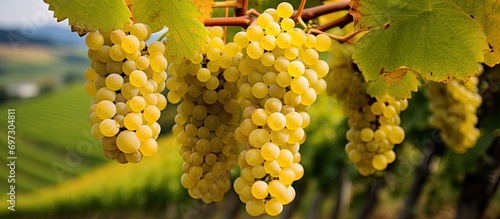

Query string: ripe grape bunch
342 72 407 176
231 3 330 216
166 26 242 203
84 22 168 164
427 75 482 153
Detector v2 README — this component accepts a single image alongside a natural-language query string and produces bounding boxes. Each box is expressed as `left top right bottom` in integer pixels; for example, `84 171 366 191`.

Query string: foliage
134 0 209 63
350 0 494 99
452 0 500 66
44 0 131 35
44 0 210 63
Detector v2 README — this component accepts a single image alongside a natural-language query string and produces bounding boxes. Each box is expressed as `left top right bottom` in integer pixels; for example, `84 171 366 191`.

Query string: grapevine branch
212 0 237 8
234 0 248 17
204 16 252 28
294 0 351 21
223 0 230 43
315 13 354 31
204 0 360 43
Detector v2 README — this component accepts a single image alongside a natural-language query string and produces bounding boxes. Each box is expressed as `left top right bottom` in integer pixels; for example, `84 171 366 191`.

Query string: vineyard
0 84 106 192
1 0 500 218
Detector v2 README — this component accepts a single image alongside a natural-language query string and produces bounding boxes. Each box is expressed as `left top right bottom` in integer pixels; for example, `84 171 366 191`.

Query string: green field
0 134 184 218
0 83 108 194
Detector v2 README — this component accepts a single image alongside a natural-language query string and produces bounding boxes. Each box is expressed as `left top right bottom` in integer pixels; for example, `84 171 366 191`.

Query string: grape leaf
44 0 131 35
133 0 208 63
350 0 488 98
367 72 419 100
191 0 214 22
451 0 500 66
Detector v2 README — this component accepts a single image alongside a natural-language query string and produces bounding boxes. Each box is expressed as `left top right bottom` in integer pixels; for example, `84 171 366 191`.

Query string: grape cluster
167 27 241 203
84 22 168 163
231 3 330 216
427 76 482 153
341 72 408 176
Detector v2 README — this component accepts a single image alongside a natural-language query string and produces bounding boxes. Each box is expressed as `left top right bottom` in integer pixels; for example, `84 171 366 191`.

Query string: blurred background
0 0 499 218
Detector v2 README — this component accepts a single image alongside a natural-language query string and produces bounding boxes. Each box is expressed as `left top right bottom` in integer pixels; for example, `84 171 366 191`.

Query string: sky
0 0 69 29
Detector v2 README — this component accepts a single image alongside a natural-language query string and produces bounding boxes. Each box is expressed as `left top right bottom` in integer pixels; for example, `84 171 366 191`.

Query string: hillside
0 134 184 218
0 83 108 194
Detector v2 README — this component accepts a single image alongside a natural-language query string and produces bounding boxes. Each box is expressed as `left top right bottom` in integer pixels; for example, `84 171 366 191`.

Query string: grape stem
156 30 168 41
234 0 248 16
293 0 308 29
213 0 237 8
127 3 135 23
309 28 362 44
223 0 230 43
204 16 253 28
297 0 351 21
315 13 354 31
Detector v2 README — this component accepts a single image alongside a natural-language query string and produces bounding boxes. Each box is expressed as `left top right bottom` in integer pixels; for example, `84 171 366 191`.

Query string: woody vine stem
206 0 359 43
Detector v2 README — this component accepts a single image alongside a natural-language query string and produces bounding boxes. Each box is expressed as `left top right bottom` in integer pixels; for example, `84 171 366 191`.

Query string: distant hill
0 26 85 46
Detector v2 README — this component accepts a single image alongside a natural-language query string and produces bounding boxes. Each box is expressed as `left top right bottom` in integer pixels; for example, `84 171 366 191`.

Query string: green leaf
351 0 488 87
367 72 419 100
134 0 208 63
451 0 500 66
44 0 131 35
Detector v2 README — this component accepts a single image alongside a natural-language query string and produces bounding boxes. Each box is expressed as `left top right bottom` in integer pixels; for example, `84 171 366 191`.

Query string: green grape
372 154 388 171
427 76 481 153
167 26 241 204
124 112 142 130
125 150 143 163
129 70 148 87
121 35 140 53
99 119 120 137
290 76 309 95
302 48 319 65
257 12 274 28
109 44 126 61
251 181 269 199
267 112 286 131
247 42 264 59
265 22 281 37
280 18 295 31
116 130 141 153
246 25 264 42
338 72 406 175
276 2 294 18
86 32 104 50
95 100 116 119
234 32 249 48
287 61 305 77
130 23 149 40
276 33 292 49
261 35 277 51
314 34 332 52
288 28 306 47
136 56 150 70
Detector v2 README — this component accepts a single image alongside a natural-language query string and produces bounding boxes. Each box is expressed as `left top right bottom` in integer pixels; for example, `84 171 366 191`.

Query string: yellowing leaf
351 0 488 84
452 0 500 66
367 72 420 100
191 0 214 22
44 0 131 35
381 67 410 83
134 0 208 63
